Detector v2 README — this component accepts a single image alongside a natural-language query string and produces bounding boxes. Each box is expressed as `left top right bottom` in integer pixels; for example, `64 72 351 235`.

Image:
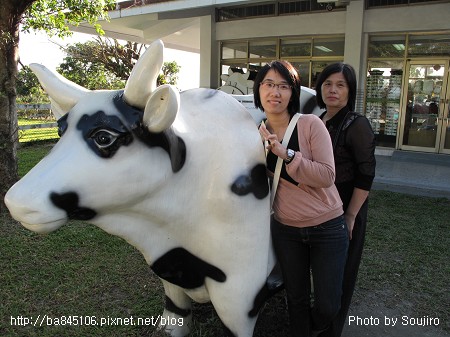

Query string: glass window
248 62 269 75
280 38 311 57
365 60 404 147
249 40 277 59
367 0 441 7
222 42 247 59
279 1 311 14
217 3 276 21
219 63 256 94
368 35 406 58
311 61 341 89
312 37 344 57
290 61 310 87
221 63 249 78
220 36 345 90
408 34 450 57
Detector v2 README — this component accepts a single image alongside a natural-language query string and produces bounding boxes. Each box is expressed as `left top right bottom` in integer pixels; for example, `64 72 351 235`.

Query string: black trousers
319 199 369 337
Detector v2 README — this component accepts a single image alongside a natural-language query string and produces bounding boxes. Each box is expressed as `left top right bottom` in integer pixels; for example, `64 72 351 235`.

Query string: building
74 0 450 196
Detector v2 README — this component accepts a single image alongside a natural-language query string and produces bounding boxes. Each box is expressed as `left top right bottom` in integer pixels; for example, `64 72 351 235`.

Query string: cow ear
143 85 180 133
29 63 90 118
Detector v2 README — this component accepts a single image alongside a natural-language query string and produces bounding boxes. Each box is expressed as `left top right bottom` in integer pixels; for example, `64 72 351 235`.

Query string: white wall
216 11 347 40
364 3 450 33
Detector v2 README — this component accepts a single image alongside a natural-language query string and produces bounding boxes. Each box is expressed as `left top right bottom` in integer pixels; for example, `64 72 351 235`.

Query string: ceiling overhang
73 14 201 53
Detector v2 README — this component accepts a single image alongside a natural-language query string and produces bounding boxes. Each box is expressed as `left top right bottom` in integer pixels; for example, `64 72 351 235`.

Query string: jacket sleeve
347 117 376 191
286 115 336 188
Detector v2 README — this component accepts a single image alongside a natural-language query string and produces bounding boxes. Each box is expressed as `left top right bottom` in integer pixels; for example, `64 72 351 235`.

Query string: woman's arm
286 115 336 187
345 117 376 239
345 187 369 239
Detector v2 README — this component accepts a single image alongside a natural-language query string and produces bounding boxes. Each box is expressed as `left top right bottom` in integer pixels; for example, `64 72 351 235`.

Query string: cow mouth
20 219 67 234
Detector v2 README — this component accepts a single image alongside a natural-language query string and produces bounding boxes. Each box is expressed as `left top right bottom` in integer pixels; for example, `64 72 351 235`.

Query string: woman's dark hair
315 62 357 111
253 60 301 116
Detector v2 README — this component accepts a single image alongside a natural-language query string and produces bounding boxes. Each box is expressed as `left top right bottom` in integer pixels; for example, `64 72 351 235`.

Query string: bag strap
269 113 301 211
332 111 361 151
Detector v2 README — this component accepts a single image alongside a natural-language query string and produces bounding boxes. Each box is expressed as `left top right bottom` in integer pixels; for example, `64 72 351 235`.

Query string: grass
18 118 58 143
18 118 54 126
358 192 450 321
1 142 449 336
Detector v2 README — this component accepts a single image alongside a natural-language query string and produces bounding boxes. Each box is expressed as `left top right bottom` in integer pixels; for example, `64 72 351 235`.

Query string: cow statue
5 40 276 337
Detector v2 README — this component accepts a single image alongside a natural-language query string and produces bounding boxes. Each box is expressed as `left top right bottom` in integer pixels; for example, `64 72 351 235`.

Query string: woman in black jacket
316 62 376 337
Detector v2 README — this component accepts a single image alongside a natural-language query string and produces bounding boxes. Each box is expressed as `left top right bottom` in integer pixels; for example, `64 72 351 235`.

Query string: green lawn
1 142 449 336
18 118 58 143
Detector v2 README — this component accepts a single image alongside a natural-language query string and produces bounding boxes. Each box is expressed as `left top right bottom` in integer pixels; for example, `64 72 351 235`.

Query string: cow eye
91 129 119 148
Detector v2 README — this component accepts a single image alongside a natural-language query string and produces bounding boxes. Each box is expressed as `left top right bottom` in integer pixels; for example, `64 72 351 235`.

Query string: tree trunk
0 0 34 213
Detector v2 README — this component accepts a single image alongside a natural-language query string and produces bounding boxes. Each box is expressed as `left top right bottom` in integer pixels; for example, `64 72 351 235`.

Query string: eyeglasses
260 81 292 91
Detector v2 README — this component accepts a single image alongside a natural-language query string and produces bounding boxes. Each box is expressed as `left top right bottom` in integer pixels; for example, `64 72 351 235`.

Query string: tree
58 41 125 90
16 65 48 103
62 36 144 81
157 61 181 86
0 0 114 212
59 37 180 88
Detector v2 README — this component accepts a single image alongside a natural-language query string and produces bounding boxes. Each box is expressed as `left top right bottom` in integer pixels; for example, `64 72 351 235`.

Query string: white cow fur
5 40 274 337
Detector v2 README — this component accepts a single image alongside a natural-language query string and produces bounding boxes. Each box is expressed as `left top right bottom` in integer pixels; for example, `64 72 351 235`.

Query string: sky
19 30 200 91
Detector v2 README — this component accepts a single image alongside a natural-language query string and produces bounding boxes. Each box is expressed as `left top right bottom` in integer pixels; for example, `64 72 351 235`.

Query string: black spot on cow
201 88 221 100
230 164 269 199
77 111 133 158
302 95 319 115
57 113 69 137
50 192 97 220
151 247 226 289
164 295 191 317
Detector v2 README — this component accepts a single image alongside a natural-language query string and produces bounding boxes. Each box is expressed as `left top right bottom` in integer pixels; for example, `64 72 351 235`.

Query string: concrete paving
372 149 450 199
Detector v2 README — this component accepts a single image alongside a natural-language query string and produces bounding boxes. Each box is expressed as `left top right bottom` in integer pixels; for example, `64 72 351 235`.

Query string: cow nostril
50 191 97 221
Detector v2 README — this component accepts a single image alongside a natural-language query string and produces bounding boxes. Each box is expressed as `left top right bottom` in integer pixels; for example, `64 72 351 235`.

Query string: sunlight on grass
18 119 59 143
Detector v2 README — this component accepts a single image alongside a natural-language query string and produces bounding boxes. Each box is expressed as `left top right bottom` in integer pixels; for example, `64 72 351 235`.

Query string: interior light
392 44 405 51
314 46 333 52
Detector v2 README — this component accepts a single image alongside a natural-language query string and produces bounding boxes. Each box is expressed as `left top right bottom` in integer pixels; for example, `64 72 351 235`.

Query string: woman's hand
344 213 356 240
259 123 285 158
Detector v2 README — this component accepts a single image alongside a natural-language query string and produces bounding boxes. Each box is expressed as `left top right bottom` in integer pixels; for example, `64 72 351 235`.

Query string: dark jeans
271 215 349 337
320 199 369 337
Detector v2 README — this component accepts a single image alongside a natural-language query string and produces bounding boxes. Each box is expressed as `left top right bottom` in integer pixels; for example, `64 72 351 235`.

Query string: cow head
5 40 185 235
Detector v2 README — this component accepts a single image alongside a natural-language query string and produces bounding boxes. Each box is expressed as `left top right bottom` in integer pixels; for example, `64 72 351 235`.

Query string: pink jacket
271 114 343 227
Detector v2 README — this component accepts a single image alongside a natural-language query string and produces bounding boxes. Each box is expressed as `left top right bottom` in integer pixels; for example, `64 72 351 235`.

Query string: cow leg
214 302 256 337
159 279 192 337
207 281 257 337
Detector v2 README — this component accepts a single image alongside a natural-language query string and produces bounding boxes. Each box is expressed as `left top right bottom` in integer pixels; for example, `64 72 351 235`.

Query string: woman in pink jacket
255 60 348 337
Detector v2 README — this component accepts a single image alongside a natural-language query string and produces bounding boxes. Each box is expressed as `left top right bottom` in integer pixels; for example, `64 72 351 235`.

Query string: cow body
5 41 274 337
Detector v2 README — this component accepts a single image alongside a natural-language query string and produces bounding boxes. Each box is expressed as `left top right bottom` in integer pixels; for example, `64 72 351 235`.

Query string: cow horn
30 63 90 119
123 39 164 110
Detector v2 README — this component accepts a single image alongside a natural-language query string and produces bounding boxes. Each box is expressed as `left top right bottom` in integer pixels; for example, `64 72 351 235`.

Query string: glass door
400 60 449 153
440 89 450 154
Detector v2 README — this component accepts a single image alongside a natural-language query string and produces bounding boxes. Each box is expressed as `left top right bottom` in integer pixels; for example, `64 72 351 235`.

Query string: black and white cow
5 40 276 337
